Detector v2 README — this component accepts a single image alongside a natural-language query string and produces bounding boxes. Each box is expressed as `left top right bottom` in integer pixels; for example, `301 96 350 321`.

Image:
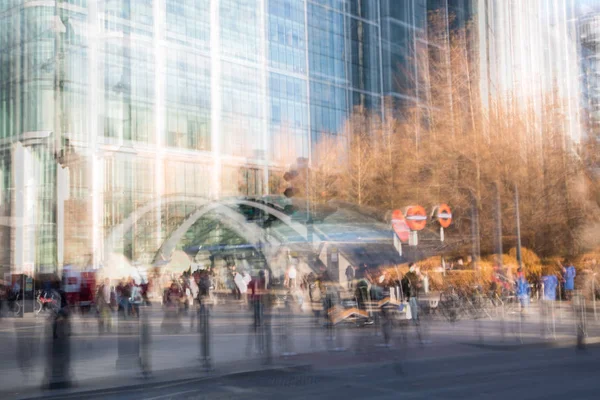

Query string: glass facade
579 13 600 139
480 0 582 143
0 0 469 274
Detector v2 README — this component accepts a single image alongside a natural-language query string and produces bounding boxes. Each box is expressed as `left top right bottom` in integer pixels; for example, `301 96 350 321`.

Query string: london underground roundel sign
436 203 453 228
391 209 410 243
405 205 427 231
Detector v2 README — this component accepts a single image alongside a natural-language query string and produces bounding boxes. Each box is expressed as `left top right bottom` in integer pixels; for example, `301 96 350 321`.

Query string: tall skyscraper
478 0 582 145
579 12 600 140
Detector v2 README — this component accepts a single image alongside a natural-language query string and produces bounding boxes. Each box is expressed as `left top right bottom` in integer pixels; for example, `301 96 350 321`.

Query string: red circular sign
405 205 427 231
391 209 410 243
436 203 453 228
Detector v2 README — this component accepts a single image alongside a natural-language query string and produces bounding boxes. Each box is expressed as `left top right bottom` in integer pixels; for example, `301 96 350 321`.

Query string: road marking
221 385 254 394
142 388 202 399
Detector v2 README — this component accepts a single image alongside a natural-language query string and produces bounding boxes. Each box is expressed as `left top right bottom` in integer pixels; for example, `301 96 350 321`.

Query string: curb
459 335 600 351
10 363 312 400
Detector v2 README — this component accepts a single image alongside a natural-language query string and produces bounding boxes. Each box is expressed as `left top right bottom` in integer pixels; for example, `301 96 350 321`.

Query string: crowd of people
0 258 587 335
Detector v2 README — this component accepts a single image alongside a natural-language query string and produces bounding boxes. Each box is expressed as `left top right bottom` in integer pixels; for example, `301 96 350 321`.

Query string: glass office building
478 0 582 145
579 12 600 139
0 0 471 274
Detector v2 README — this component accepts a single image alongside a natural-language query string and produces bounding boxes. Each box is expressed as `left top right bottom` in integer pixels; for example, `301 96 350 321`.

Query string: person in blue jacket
515 269 530 312
562 262 576 300
541 272 559 338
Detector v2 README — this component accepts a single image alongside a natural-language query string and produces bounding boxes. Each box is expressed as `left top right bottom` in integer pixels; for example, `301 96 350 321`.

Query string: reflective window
349 18 381 93
269 72 309 162
221 62 264 157
311 0 345 12
221 0 260 62
268 0 307 73
308 3 346 83
166 0 210 50
310 81 347 137
349 0 378 21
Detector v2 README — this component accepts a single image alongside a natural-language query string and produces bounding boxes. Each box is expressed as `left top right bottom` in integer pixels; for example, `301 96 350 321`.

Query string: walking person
402 263 422 325
516 270 531 312
129 279 144 318
345 265 355 290
45 279 72 389
563 262 576 301
541 272 559 339
116 279 132 319
308 275 322 320
263 268 270 290
162 281 183 334
401 263 426 344
189 275 200 330
234 270 248 309
287 264 298 289
0 279 6 317
230 265 241 300
246 271 268 356
96 278 113 334
515 269 530 342
242 270 252 306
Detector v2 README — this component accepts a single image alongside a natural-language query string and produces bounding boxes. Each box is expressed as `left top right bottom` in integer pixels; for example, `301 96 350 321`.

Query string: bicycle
36 290 60 315
463 286 494 320
8 292 22 317
439 286 462 323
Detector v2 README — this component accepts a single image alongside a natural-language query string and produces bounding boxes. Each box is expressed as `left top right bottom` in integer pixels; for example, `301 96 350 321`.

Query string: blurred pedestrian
44 278 72 389
402 263 422 325
263 268 270 289
309 276 322 320
51 278 70 338
116 279 130 319
189 275 200 330
230 265 241 300
162 281 183 333
345 265 355 290
249 271 267 324
422 270 429 294
541 272 559 338
355 278 370 311
563 262 576 301
516 270 530 312
96 278 113 333
9 278 21 315
130 278 144 318
234 269 247 308
0 279 7 317
287 263 297 289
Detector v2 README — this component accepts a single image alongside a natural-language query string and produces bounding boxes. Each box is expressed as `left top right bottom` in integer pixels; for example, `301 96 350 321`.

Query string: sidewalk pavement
8 357 311 400
1 308 598 400
13 331 600 400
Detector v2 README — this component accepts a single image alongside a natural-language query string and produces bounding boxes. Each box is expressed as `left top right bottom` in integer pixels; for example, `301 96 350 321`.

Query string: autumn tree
309 11 600 259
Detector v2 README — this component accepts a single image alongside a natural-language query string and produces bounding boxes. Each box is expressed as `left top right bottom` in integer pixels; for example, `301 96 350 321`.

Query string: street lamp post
459 187 480 270
494 182 503 269
514 183 523 271
306 164 313 246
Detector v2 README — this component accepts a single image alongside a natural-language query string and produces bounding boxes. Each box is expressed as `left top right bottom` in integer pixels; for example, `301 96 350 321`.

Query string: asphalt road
43 343 600 400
